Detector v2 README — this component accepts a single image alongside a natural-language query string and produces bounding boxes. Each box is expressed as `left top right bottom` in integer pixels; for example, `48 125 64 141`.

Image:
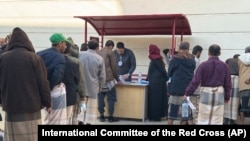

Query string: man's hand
81 97 88 103
245 79 250 85
117 80 124 84
122 74 130 80
183 95 187 101
224 100 229 103
46 107 52 114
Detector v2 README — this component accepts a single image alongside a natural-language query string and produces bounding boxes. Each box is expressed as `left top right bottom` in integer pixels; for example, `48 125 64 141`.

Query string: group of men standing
78 39 136 124
167 41 250 125
0 27 137 141
1 26 250 141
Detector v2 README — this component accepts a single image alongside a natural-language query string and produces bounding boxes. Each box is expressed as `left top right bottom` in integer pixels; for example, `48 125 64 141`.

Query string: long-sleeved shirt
37 47 65 90
113 48 136 81
225 58 239 75
185 56 232 100
79 49 106 99
238 53 250 92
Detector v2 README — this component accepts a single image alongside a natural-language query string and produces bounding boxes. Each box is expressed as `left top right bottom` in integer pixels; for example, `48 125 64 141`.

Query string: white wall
0 26 99 52
116 0 250 73
1 0 250 74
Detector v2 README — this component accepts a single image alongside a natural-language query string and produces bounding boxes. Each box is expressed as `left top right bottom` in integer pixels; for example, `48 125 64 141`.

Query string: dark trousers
98 87 117 116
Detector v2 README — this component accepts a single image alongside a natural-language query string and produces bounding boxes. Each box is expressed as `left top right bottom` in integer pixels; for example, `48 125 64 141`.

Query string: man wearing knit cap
37 33 69 124
237 46 250 124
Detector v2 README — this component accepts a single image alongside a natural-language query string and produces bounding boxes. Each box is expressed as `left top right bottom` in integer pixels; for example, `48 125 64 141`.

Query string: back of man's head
105 40 114 47
80 43 88 51
88 40 99 50
209 44 221 56
245 46 250 53
179 42 190 50
192 45 203 55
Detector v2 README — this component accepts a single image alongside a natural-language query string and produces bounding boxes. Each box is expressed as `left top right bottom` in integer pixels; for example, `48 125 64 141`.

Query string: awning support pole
84 20 87 43
171 17 176 55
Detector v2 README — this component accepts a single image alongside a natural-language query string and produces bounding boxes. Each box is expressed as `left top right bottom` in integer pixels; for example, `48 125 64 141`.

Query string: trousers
98 87 117 116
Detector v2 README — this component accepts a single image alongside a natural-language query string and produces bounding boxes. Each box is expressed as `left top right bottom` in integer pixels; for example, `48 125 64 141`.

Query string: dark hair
80 43 88 51
233 54 240 58
209 44 221 56
105 40 114 47
179 42 190 50
192 45 203 55
163 48 170 55
116 42 125 49
88 40 99 50
245 46 250 53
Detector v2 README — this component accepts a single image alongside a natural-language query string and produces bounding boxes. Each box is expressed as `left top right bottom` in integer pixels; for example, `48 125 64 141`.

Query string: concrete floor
0 107 249 129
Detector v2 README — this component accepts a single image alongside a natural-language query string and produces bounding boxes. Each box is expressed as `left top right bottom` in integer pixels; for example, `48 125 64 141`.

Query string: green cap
50 33 70 44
